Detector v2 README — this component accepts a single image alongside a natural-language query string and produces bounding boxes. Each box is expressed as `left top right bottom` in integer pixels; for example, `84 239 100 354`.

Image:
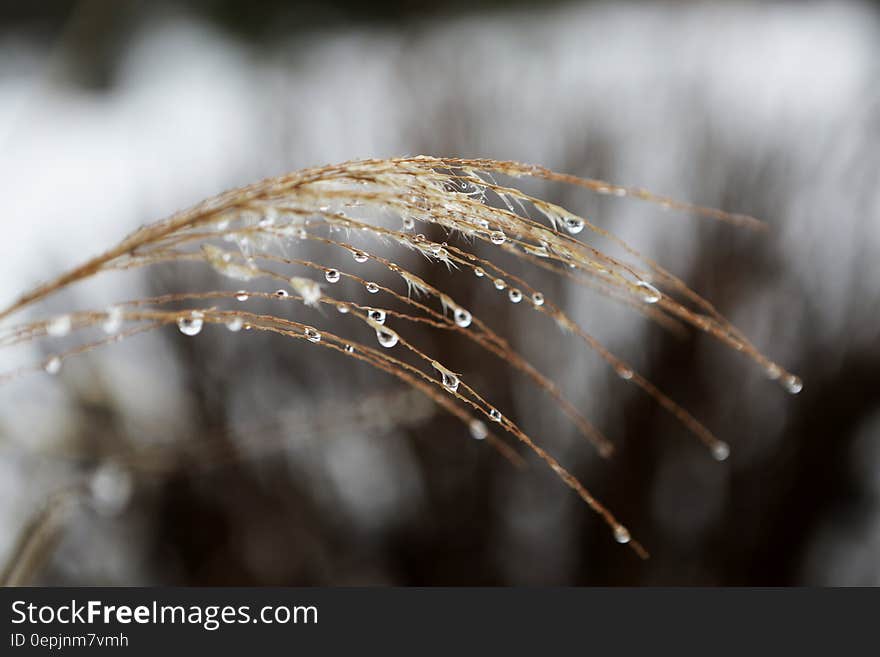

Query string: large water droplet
613 525 631 544
376 328 399 348
325 269 340 284
368 309 386 325
636 281 662 304
47 315 72 337
365 282 379 294
563 216 585 235
454 308 472 328
469 419 488 440
508 289 522 304
275 289 289 298
337 304 351 314
352 251 369 263
489 231 506 245
305 327 321 343
493 278 506 291
235 291 249 301
532 292 545 307
225 317 243 332
44 356 61 375
489 408 503 423
711 441 730 462
782 375 803 395
177 311 204 336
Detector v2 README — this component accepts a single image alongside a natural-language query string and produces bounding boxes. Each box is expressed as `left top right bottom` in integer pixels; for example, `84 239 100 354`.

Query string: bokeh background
1 0 879 586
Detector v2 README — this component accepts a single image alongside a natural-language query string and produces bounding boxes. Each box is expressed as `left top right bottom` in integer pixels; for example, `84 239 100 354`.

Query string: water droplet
376 328 399 348
469 419 488 440
325 269 340 284
563 216 585 235
454 308 472 328
531 292 545 307
508 289 523 303
102 306 123 334
177 311 204 336
275 289 289 298
615 365 634 380
47 315 71 337
344 344 355 353
493 278 506 291
305 327 321 343
368 309 386 325
44 356 61 375
474 267 485 278
90 461 132 516
489 408 503 423
636 281 662 304
365 282 379 294
613 525 631 544
402 217 415 230
782 375 803 395
337 304 350 314
711 441 730 462
431 361 461 392
765 364 782 380
353 251 369 263
235 291 249 301
225 317 243 332
489 231 506 245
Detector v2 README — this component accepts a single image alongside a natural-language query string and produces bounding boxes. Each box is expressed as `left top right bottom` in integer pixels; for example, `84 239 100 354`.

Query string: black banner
0 588 874 654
